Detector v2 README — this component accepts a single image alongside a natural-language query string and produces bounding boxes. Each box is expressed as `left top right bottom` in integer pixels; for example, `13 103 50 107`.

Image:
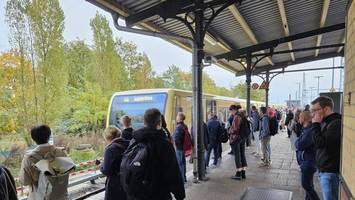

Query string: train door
206 99 217 120
173 94 193 130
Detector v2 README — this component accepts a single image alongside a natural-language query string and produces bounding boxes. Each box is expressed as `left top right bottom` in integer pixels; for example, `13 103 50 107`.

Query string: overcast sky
0 0 344 104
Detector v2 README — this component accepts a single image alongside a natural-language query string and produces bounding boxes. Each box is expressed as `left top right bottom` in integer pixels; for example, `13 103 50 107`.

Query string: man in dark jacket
259 107 271 167
311 96 342 200
101 127 129 200
285 109 294 138
121 115 134 141
126 108 185 200
173 112 190 182
205 113 222 167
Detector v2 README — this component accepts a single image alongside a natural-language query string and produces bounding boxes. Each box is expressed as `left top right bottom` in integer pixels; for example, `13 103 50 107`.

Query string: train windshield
109 93 167 129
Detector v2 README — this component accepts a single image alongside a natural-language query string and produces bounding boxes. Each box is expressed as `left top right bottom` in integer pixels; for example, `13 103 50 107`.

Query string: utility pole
314 76 324 96
309 87 315 102
331 57 335 92
302 72 306 106
296 82 301 100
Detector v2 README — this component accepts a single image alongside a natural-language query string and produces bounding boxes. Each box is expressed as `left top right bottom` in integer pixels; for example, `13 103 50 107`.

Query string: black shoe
241 170 246 179
231 171 242 180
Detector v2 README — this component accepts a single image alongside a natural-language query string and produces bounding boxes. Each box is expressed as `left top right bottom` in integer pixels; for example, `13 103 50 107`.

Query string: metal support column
246 54 252 115
265 70 270 107
193 0 206 181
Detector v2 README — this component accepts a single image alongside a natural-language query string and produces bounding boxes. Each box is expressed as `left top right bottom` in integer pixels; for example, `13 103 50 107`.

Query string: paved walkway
87 130 321 200
185 130 321 200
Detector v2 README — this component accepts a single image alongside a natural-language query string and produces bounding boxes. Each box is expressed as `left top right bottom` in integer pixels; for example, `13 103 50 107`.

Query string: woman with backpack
100 126 129 200
229 107 249 180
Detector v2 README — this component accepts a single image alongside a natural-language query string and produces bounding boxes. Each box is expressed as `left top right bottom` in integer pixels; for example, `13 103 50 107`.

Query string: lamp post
314 76 324 96
309 87 315 102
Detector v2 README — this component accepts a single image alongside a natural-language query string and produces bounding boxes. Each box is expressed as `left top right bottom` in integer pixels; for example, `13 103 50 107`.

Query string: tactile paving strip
241 187 293 200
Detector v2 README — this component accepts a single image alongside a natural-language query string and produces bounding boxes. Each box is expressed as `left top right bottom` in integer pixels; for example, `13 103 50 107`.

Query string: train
106 88 281 132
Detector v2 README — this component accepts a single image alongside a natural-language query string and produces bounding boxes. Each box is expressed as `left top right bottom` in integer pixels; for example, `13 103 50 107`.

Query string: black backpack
120 139 155 199
269 117 279 136
0 166 18 200
239 118 251 139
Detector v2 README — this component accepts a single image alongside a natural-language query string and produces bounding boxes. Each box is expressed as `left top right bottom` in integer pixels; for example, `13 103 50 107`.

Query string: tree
27 0 68 125
90 13 128 95
161 65 192 90
5 0 36 133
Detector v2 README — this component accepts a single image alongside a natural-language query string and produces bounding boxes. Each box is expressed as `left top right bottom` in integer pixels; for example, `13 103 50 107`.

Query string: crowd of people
0 96 342 200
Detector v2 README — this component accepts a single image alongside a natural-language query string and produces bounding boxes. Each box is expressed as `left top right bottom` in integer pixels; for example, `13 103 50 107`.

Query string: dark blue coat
295 126 317 169
207 118 222 147
173 122 187 151
100 138 129 200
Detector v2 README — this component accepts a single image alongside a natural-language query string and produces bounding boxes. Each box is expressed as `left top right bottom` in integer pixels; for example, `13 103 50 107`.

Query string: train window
109 93 167 129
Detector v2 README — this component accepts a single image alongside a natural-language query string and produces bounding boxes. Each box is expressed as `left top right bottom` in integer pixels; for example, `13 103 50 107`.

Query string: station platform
87 130 321 200
185 130 321 200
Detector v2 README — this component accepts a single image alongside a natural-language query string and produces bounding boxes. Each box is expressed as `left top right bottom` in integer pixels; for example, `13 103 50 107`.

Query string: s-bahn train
106 88 278 132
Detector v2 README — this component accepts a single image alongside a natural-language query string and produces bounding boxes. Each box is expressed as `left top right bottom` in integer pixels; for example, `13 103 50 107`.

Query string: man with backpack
173 112 192 182
120 108 185 200
259 107 271 167
0 165 18 200
19 125 74 200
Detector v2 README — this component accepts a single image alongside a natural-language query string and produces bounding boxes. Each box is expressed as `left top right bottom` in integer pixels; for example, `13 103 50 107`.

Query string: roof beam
216 23 345 60
124 0 239 27
235 51 343 76
277 0 295 61
337 37 345 53
228 4 274 66
315 0 330 57
87 0 238 71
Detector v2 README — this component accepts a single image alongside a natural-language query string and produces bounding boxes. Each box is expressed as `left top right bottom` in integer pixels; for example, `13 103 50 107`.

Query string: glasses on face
311 107 323 113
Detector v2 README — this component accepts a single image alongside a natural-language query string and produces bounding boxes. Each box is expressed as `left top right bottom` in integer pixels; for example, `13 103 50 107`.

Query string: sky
0 0 344 104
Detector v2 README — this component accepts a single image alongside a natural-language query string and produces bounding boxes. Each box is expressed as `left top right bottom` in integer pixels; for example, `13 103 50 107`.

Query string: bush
69 149 97 164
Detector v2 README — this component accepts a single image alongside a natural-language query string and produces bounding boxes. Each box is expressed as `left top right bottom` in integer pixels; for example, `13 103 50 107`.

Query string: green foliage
231 81 266 101
69 149 96 164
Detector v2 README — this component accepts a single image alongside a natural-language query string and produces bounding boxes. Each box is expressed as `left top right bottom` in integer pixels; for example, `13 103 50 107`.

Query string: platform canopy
87 0 346 76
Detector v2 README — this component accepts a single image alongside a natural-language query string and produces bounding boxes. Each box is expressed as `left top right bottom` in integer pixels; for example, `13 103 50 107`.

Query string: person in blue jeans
311 96 342 200
205 113 222 168
173 112 189 182
295 111 320 200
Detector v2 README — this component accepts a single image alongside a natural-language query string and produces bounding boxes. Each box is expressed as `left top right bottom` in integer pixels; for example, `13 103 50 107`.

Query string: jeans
218 142 222 158
301 167 320 200
253 131 261 154
319 172 339 200
233 138 247 169
261 136 271 163
205 144 219 167
246 134 251 147
175 150 186 182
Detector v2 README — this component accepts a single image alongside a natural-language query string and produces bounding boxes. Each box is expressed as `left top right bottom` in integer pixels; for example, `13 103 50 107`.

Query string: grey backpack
30 150 72 200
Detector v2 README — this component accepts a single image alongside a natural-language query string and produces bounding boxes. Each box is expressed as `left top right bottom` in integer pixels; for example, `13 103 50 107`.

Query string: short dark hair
229 104 241 111
144 108 162 128
311 96 334 110
260 107 267 114
31 125 51 145
252 106 257 110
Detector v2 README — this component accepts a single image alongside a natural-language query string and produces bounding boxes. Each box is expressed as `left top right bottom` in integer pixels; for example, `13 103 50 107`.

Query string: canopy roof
88 0 347 75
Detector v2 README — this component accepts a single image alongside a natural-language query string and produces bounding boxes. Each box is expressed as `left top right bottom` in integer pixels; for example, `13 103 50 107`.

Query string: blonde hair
103 126 121 142
120 115 132 128
176 112 186 121
300 111 312 123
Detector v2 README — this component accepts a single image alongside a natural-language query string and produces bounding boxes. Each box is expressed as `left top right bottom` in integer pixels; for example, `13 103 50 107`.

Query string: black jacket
295 126 317 169
0 166 18 200
101 138 129 200
131 127 185 200
285 112 294 126
173 122 187 151
122 128 134 141
312 113 342 173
